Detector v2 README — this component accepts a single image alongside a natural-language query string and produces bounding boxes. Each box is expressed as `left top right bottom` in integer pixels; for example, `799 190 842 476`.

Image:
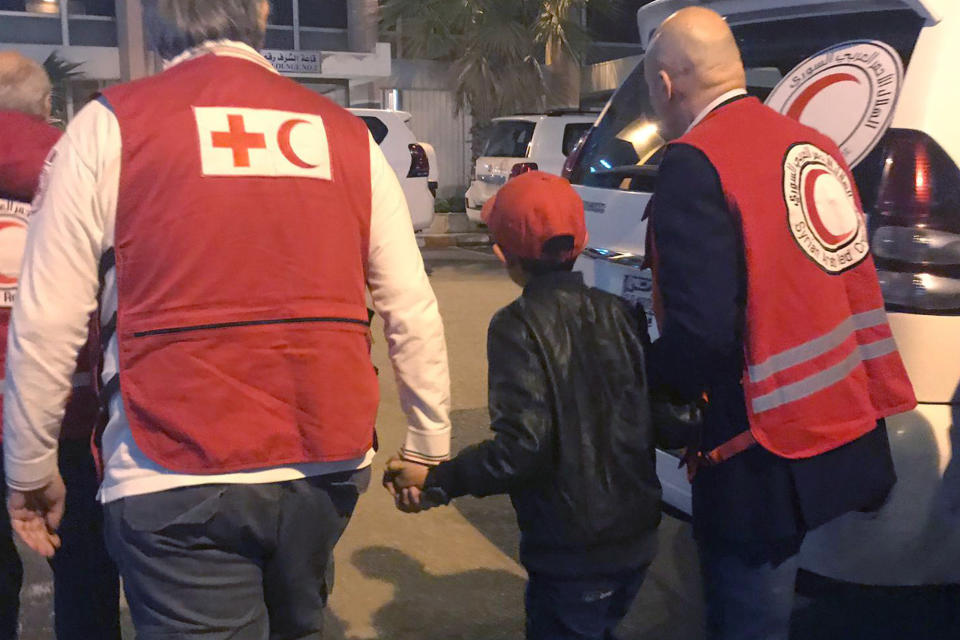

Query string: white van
350 108 436 232
466 112 597 222
567 0 960 586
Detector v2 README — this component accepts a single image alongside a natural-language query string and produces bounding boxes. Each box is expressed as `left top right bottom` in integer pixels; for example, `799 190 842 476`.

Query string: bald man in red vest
643 8 914 639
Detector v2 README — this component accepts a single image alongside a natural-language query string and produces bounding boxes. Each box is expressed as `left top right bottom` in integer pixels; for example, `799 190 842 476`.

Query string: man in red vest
0 52 120 640
643 8 915 639
2 1 451 637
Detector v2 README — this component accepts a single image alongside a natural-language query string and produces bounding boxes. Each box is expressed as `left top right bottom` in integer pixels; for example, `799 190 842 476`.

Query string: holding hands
382 454 432 513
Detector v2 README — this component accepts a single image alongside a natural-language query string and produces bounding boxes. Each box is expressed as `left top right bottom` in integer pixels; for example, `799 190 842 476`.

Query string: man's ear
658 69 674 102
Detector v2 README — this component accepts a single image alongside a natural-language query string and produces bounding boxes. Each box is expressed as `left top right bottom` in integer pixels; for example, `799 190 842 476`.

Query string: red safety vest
659 97 915 461
100 49 378 474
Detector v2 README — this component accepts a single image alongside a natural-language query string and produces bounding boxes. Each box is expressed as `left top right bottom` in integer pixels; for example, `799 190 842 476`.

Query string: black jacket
426 271 661 576
647 129 896 551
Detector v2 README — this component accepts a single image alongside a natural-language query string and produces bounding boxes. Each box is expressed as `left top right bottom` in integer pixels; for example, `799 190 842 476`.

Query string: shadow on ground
326 546 526 640
423 247 502 278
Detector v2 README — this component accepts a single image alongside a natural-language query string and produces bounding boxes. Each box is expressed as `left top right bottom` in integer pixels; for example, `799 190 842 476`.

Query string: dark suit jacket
646 109 896 550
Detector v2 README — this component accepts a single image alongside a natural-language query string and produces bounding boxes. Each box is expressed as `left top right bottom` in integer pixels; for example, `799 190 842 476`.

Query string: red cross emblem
211 114 267 167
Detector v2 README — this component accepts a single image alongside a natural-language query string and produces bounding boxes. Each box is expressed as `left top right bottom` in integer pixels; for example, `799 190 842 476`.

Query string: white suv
465 112 596 222
350 108 436 231
567 0 960 586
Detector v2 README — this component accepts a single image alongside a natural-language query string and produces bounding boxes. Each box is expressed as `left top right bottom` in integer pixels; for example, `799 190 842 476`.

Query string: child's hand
382 454 431 513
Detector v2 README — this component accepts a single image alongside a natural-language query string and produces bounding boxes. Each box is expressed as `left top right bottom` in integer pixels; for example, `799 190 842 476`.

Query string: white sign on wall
261 50 322 75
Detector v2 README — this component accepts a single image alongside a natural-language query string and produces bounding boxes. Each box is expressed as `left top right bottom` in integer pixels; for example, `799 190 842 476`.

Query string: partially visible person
3 1 451 637
0 50 120 640
641 8 916 639
385 171 662 640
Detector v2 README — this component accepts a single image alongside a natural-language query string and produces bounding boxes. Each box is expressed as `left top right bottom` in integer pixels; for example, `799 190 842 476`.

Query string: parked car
465 111 597 222
566 0 960 587
350 108 435 231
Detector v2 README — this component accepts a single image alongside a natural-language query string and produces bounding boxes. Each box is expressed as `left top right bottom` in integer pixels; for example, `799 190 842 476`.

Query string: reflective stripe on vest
747 308 888 383
751 334 898 414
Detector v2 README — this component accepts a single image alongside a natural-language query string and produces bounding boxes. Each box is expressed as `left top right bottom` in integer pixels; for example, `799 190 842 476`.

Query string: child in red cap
386 171 661 640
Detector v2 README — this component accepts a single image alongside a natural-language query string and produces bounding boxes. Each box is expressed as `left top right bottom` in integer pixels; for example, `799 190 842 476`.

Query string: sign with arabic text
261 49 322 74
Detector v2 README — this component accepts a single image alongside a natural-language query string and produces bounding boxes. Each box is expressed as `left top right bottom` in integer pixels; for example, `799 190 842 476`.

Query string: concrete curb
418 232 491 249
418 211 491 248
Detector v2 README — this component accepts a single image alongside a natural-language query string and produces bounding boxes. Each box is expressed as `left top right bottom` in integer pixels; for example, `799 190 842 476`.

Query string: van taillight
562 130 591 181
509 162 538 179
863 130 960 314
407 144 429 178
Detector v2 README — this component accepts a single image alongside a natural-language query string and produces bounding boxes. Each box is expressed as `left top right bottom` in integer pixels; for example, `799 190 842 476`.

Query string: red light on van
407 143 429 178
866 130 960 314
509 162 538 179
562 130 591 181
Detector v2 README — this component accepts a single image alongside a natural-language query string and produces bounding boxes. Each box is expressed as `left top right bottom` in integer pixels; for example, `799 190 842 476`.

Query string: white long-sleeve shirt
3 42 451 502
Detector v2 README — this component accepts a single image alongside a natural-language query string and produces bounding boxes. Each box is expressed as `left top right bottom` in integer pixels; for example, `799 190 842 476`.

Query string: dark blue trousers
0 454 23 640
50 440 121 640
525 565 649 640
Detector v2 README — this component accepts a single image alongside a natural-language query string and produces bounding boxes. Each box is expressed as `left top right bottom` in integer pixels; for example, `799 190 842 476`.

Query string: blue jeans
699 536 804 640
105 468 369 640
525 565 649 640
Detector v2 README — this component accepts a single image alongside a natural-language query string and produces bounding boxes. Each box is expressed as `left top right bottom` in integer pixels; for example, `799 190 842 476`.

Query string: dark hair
143 0 267 60
519 235 578 276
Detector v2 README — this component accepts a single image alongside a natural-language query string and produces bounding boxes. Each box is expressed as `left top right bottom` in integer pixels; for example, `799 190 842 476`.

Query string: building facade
0 0 390 116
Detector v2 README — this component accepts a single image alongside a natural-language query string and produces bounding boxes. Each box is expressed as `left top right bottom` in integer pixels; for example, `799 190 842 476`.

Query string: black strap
98 247 116 289
100 312 117 352
99 374 120 406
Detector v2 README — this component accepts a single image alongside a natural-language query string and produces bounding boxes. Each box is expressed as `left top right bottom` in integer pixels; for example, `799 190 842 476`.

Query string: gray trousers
104 468 370 640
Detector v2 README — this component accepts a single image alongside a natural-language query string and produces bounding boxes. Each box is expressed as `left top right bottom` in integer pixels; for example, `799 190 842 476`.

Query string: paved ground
15 247 960 639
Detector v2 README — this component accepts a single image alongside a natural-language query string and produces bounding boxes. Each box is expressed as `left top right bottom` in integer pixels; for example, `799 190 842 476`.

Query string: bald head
0 51 52 119
644 7 746 139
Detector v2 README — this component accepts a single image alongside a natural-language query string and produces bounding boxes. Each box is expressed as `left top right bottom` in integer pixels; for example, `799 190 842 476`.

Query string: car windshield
569 9 925 191
483 120 536 158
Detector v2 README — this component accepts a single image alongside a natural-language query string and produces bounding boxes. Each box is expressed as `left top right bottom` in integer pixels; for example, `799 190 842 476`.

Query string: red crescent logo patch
783 144 869 274
278 119 320 169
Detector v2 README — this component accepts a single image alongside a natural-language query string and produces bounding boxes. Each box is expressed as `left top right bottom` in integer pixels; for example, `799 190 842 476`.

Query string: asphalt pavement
14 247 960 639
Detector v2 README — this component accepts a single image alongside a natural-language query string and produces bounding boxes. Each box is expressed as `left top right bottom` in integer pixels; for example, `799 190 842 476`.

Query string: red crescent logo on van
766 40 904 168
785 73 860 122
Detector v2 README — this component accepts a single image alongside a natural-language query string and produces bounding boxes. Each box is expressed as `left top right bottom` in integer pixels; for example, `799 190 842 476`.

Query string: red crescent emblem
786 73 860 121
0 219 27 286
278 119 319 169
803 168 854 246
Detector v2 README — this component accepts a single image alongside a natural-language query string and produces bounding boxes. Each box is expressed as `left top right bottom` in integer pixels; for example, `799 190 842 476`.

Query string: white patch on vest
783 143 869 274
193 107 332 180
0 198 31 308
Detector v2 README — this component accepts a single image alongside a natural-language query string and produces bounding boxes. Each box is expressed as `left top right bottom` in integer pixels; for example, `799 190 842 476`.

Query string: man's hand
382 454 431 513
7 473 66 558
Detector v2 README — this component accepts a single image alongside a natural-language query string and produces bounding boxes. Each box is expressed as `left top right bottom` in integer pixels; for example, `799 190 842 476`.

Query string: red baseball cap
482 171 587 263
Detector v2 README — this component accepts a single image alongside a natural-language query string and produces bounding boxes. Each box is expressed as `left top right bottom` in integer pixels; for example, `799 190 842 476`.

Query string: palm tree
43 52 85 128
381 0 620 137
